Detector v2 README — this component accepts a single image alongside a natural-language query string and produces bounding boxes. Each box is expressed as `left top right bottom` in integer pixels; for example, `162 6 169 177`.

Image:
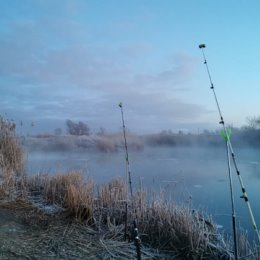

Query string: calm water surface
26 146 260 239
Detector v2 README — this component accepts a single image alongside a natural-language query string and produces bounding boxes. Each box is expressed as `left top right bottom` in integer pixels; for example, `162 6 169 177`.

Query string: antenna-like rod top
119 102 122 108
199 44 206 49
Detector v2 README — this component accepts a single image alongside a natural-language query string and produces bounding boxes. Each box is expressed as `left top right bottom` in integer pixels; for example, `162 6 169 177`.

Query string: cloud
133 52 198 92
0 1 212 133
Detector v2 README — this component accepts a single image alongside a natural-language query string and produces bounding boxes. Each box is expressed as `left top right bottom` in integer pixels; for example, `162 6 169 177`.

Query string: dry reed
23 171 260 259
97 178 126 207
0 199 170 260
26 172 226 258
0 116 24 198
135 200 230 259
95 133 144 152
26 172 94 222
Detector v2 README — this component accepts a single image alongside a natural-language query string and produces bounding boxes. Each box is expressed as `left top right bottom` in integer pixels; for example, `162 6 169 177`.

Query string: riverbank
22 134 144 153
21 128 260 154
0 199 167 260
0 171 235 260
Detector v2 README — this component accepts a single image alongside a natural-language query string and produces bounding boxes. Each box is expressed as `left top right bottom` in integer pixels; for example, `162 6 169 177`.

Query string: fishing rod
221 129 238 260
199 44 260 245
119 102 141 260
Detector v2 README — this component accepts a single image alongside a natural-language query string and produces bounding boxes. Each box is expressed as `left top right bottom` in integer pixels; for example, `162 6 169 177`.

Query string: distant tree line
61 117 260 147
145 116 260 147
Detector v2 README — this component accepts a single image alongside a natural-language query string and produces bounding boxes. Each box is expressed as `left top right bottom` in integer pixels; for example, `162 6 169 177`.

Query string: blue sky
1 0 260 134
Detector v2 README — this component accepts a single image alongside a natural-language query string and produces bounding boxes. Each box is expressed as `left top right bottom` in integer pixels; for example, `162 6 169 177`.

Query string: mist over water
26 145 260 240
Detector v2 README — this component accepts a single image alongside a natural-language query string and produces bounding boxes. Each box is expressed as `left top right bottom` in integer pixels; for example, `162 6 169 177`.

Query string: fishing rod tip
199 44 206 49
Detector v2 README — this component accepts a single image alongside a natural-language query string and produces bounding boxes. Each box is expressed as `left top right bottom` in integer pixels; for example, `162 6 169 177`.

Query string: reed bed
0 116 24 198
22 172 232 259
0 172 259 260
95 133 144 152
0 200 173 260
26 171 94 222
21 171 260 259
96 178 126 207
136 200 230 259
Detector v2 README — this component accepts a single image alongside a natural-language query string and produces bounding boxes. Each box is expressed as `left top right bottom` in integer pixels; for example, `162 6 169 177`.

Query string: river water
25 146 260 240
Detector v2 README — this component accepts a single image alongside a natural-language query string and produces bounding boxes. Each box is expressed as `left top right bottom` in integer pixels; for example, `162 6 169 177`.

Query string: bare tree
66 120 90 136
246 116 260 130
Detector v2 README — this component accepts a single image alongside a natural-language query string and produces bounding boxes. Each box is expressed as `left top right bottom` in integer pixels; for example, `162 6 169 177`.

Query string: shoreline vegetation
1 117 260 259
22 126 260 153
